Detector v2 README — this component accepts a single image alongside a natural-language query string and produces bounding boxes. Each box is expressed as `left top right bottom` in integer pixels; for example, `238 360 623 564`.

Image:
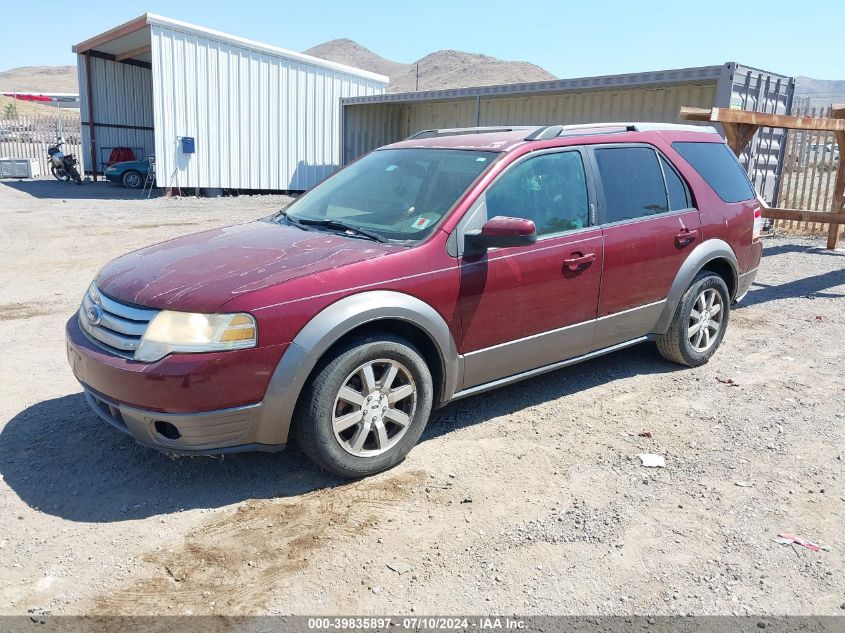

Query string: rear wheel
122 170 143 189
293 334 434 478
656 272 730 366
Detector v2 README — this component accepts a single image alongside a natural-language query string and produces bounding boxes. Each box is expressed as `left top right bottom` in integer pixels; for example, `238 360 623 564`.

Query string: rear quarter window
671 141 755 203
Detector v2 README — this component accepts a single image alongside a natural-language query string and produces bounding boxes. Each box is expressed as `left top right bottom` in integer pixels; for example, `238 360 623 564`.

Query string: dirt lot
0 178 843 617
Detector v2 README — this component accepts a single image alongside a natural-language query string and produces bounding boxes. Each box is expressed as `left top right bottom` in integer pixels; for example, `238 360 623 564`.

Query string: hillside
0 65 77 93
304 40 555 93
303 38 411 80
794 76 845 111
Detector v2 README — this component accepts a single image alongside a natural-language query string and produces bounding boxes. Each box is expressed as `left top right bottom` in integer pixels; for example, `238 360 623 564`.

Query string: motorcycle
47 139 82 184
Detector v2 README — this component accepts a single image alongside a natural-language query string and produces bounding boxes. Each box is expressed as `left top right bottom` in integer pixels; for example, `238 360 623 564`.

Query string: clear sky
2 0 843 80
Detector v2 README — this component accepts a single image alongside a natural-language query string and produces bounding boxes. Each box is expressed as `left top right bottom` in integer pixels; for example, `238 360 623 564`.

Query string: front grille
79 284 158 359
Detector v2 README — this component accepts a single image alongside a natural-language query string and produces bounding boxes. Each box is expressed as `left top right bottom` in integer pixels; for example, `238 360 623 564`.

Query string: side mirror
466 216 537 249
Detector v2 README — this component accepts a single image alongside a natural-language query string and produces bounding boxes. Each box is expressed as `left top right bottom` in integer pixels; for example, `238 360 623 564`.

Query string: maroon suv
66 123 763 477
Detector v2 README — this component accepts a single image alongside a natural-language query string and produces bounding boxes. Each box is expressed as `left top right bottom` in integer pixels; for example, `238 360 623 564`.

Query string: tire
293 333 434 478
122 170 143 189
656 272 730 367
50 165 69 182
68 165 82 184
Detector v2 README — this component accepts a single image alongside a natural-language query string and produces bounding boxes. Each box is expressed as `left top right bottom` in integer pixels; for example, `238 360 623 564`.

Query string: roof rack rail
407 126 536 140
523 121 718 141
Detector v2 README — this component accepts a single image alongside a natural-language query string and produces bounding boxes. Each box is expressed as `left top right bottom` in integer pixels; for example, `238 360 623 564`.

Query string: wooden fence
0 110 83 178
774 100 842 233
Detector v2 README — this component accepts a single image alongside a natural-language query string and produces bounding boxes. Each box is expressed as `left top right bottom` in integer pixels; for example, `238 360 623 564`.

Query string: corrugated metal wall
78 55 154 173
343 82 719 162
149 24 384 190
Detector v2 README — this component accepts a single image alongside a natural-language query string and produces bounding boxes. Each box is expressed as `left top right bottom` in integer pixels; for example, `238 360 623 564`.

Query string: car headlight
135 311 257 362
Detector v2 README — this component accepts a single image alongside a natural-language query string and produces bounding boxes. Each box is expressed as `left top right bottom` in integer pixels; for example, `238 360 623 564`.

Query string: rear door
589 144 701 348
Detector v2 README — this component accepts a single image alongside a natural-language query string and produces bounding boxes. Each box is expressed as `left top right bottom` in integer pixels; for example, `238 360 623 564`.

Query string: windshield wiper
296 218 389 243
277 210 312 232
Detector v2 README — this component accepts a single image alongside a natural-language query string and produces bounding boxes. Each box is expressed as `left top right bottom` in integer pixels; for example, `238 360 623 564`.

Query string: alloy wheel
688 288 723 352
332 358 417 457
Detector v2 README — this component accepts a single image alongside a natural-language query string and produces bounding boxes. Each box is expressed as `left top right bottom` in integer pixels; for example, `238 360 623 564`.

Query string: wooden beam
680 106 845 132
115 45 151 62
761 208 845 225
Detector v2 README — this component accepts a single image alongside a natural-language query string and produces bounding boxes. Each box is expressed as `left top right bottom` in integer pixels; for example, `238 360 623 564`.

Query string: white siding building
73 14 387 191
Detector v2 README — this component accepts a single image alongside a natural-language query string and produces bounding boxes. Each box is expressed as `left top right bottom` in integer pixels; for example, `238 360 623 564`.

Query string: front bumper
66 314 289 452
82 386 284 454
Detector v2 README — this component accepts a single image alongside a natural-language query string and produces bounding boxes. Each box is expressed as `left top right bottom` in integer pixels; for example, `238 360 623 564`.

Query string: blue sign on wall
181 137 195 154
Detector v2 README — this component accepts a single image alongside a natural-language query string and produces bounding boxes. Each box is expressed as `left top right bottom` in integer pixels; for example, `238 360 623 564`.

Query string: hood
96 220 400 312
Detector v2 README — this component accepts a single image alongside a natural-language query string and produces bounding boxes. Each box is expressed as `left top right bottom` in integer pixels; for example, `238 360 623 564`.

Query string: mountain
794 76 845 111
0 65 78 93
303 38 411 81
304 40 555 93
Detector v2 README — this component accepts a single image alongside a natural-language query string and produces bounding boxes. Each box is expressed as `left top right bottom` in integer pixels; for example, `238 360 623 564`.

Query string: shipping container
74 13 388 191
342 63 795 203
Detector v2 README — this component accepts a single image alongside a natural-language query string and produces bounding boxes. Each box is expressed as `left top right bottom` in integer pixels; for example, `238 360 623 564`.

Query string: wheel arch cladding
653 239 738 335
258 291 459 445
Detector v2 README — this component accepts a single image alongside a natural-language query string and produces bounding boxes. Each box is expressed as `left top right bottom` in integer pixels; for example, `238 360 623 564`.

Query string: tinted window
485 151 589 236
672 141 755 203
659 155 691 210
283 148 496 241
595 147 668 222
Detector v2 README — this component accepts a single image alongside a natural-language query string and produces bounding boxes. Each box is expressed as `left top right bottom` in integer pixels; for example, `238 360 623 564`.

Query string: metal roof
72 13 389 84
342 63 739 105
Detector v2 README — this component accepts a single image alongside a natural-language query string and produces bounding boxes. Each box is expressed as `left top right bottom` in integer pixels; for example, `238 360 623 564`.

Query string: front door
589 144 702 348
457 149 604 389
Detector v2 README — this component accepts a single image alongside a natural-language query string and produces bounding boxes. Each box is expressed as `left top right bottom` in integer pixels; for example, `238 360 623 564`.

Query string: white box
0 157 41 178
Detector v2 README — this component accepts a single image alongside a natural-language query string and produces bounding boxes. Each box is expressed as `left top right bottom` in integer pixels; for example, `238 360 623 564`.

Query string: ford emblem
86 304 103 326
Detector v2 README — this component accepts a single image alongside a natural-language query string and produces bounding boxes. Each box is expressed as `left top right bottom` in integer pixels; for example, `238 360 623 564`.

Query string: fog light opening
154 420 181 440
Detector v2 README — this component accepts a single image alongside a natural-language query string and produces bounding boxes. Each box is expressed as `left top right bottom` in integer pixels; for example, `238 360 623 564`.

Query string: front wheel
293 334 434 478
67 165 82 184
656 272 730 366
50 164 69 181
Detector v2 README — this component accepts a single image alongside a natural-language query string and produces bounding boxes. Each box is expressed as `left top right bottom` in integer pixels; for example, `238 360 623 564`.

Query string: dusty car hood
96 220 400 312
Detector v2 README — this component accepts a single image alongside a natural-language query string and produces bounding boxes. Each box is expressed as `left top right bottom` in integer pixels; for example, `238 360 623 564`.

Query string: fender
256 291 459 445
652 238 738 335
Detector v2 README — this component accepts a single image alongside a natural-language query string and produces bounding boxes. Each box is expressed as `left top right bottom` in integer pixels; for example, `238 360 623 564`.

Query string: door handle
563 252 596 271
675 230 696 247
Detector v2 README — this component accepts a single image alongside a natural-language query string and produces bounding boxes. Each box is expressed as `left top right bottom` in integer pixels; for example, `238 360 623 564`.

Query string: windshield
280 148 498 241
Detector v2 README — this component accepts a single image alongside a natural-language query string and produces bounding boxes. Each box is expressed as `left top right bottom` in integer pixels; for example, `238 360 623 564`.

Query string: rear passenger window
672 141 755 203
659 155 691 210
595 147 668 223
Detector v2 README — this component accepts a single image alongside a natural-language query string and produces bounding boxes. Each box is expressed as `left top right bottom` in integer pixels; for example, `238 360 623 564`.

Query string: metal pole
84 52 97 181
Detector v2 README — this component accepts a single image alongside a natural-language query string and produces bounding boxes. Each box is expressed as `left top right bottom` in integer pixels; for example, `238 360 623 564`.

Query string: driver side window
485 151 589 237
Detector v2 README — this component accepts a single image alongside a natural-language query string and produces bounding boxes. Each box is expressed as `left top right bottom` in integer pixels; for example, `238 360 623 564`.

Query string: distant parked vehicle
47 139 82 184
104 159 151 189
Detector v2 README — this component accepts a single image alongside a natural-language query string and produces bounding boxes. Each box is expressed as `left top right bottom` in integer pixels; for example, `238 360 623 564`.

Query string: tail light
752 207 763 240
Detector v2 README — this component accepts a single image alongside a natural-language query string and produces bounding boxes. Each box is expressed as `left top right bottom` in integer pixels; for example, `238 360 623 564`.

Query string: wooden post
825 107 845 249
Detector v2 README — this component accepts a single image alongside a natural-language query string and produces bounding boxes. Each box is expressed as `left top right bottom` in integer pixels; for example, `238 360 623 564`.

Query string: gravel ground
0 178 843 617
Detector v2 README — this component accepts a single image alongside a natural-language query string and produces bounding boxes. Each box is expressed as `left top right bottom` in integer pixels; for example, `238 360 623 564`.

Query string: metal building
342 63 795 203
73 14 387 191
